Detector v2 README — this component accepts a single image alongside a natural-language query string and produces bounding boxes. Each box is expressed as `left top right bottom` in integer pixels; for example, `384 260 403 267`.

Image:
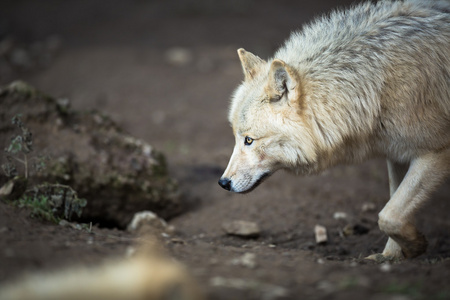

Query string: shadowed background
1 1 450 300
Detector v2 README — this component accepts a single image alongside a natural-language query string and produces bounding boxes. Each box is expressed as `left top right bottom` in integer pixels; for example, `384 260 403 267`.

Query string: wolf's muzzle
218 177 232 191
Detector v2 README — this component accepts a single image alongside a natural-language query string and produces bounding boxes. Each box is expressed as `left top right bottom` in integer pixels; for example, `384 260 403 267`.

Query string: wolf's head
219 49 317 193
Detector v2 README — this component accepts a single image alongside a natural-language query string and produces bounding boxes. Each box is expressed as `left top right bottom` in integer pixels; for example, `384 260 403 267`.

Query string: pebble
127 211 167 232
0 181 14 198
229 252 257 269
362 202 377 212
333 212 347 220
222 220 260 238
165 47 193 67
380 263 392 272
58 220 83 230
314 225 328 244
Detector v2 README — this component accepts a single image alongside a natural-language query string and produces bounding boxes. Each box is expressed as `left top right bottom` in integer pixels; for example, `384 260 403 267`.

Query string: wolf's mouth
239 172 272 194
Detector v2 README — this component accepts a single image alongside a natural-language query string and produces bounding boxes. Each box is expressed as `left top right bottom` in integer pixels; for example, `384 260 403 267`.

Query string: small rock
165 47 193 67
127 211 167 232
56 97 70 110
333 212 347 220
59 220 84 230
0 177 27 201
58 220 71 227
380 263 392 272
222 220 260 238
362 202 377 213
314 225 328 244
342 224 354 236
229 252 257 269
0 181 14 199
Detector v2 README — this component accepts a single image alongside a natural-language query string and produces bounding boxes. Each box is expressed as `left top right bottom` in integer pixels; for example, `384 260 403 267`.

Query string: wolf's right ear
265 59 302 106
237 48 266 81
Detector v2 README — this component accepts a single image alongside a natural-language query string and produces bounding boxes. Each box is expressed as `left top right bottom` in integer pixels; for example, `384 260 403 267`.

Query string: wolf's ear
266 59 299 102
238 48 266 81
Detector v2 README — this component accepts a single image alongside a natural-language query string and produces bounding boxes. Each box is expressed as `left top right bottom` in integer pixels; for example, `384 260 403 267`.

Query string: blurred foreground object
0 253 202 300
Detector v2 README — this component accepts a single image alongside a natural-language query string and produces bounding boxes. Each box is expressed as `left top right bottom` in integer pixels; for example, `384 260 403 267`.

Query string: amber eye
244 136 254 146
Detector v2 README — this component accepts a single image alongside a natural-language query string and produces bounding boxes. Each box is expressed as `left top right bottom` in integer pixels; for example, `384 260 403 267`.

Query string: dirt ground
1 1 450 299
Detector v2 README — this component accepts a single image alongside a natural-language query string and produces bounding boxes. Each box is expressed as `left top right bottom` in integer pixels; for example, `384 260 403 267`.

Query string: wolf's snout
218 178 232 191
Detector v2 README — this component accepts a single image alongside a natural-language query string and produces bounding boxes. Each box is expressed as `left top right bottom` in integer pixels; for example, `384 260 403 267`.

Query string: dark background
1 1 450 300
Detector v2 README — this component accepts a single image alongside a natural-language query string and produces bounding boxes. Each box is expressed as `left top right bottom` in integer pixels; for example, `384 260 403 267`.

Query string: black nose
218 178 232 191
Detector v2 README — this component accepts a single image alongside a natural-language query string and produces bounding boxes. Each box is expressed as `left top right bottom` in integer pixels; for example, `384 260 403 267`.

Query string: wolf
219 0 450 260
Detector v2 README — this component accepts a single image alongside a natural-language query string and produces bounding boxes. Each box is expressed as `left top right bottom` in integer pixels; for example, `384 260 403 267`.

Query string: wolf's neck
301 71 382 169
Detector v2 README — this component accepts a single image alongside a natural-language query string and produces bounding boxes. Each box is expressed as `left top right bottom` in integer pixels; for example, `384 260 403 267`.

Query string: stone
229 252 257 269
314 225 328 244
165 47 193 67
380 263 392 272
362 202 377 212
333 212 348 220
222 220 260 238
127 211 167 232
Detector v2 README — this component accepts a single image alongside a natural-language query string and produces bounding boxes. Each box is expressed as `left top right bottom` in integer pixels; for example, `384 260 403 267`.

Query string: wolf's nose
218 178 232 191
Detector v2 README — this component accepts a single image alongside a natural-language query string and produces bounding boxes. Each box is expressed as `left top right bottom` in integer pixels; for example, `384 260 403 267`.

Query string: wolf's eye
244 136 254 146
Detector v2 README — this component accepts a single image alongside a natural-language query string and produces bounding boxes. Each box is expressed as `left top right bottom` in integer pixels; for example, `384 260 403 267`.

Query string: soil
1 1 449 299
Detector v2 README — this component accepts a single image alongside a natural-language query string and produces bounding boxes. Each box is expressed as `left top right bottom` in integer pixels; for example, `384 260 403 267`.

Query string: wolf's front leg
377 150 450 259
381 160 409 259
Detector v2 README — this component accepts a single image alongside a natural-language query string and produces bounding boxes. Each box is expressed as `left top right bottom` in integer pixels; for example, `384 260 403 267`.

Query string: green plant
18 194 59 223
2 114 47 179
19 183 87 223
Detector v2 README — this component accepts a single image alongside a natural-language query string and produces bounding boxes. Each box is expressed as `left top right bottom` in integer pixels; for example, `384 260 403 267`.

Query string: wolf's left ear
266 59 300 103
238 48 266 81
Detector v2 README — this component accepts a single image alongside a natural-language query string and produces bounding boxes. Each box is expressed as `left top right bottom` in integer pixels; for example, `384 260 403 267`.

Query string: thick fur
220 0 450 259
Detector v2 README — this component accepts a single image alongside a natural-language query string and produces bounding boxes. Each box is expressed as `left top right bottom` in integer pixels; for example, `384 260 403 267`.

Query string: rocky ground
0 1 449 299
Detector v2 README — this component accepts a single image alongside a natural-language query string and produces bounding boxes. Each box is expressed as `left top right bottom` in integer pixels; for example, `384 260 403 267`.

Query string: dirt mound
0 81 182 228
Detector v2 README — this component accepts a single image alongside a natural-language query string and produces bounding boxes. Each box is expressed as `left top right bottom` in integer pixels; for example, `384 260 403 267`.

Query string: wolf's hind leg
378 149 450 259
387 160 409 197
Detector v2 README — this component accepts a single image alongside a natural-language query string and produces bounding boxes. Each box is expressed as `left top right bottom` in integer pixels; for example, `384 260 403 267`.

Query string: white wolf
219 0 450 260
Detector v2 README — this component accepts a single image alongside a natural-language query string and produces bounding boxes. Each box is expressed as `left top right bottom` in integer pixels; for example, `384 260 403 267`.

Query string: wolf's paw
400 234 428 259
365 253 404 263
